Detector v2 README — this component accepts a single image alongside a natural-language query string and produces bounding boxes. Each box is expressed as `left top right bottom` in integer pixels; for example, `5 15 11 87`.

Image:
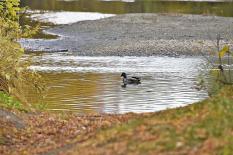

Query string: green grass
0 91 29 111
0 91 48 112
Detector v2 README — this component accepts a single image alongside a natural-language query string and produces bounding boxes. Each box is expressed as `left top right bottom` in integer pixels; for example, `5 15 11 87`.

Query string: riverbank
21 13 233 56
0 107 139 154
71 87 233 155
0 86 232 154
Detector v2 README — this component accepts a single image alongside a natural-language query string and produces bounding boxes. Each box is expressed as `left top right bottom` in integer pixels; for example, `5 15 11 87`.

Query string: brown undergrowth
0 86 232 155
66 86 233 155
0 110 139 155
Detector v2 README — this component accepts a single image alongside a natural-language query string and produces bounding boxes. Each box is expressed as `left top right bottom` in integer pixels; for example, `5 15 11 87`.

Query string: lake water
20 0 225 113
21 0 233 17
27 53 208 114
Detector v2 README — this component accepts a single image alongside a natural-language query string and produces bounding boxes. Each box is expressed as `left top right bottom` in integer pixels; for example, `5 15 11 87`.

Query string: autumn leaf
218 45 229 58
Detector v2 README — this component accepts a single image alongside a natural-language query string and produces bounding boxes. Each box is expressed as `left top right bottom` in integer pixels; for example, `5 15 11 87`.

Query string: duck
121 72 141 85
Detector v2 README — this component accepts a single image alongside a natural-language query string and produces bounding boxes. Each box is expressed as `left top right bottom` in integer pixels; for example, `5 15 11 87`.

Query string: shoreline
1 86 233 154
21 13 233 56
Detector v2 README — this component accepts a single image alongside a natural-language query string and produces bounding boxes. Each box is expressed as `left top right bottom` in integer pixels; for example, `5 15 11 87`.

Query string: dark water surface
21 0 233 17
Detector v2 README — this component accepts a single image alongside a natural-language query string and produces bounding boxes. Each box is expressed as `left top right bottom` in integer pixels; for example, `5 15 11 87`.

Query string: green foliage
0 91 28 111
0 0 20 21
0 0 45 110
0 0 39 40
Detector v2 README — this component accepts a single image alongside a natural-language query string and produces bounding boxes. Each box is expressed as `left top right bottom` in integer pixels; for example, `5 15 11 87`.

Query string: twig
227 51 232 82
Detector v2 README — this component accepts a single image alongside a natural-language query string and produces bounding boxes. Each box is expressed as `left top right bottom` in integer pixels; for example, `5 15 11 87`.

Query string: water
30 12 115 25
20 0 222 114
27 53 208 114
21 0 233 17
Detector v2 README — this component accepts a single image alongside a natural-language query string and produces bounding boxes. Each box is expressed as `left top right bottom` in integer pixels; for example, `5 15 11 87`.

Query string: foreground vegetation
0 0 43 110
67 86 233 155
0 86 232 154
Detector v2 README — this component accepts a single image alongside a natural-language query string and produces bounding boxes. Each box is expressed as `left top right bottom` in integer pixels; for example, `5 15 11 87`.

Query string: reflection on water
27 53 208 114
31 12 115 25
21 0 233 17
100 0 135 2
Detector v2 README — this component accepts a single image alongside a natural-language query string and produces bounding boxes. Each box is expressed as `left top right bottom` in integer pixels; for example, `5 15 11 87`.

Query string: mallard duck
121 72 141 85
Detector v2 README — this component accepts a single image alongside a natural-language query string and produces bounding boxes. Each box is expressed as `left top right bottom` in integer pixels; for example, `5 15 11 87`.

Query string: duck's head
121 72 127 78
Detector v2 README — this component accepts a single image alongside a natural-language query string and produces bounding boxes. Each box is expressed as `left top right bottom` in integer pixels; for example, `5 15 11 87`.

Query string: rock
0 109 26 129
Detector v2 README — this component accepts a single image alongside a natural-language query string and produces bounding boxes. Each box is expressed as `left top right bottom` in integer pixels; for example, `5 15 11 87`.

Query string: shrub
0 0 44 110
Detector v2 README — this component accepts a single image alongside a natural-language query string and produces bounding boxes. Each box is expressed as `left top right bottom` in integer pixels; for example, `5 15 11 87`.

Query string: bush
0 0 44 110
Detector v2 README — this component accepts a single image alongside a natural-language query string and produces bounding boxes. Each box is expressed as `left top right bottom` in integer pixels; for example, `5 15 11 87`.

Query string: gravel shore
21 13 233 56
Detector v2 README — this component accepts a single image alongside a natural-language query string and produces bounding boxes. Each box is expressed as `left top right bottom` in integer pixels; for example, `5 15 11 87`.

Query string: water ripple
26 53 208 114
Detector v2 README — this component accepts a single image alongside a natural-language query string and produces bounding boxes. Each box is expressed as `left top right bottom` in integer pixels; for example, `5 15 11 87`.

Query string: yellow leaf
219 45 229 58
5 74 10 80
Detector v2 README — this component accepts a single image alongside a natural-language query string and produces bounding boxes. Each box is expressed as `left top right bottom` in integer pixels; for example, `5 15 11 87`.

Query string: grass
0 90 47 112
0 86 232 154
68 86 233 155
0 91 29 111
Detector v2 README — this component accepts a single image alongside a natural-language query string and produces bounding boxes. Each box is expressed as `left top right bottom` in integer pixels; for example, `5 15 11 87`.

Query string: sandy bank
21 13 233 56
